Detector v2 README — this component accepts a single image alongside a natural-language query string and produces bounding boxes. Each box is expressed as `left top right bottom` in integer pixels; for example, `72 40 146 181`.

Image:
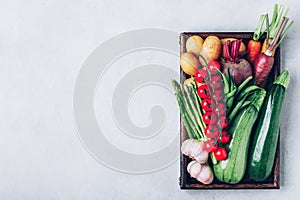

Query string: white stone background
1 0 300 199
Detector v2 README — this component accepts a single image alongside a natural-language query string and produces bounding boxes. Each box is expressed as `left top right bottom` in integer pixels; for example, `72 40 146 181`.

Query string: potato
199 36 221 66
220 38 246 57
180 53 200 75
186 35 204 56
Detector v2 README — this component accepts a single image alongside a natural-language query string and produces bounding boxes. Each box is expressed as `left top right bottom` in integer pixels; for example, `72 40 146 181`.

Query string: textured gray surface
0 0 300 199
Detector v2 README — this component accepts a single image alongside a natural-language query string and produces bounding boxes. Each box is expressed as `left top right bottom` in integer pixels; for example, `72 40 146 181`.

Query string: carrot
254 13 293 87
254 53 274 87
247 14 266 64
247 40 261 64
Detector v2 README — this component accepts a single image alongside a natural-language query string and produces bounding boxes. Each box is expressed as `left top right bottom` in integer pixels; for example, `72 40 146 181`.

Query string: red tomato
201 98 213 112
211 75 223 89
197 85 210 99
194 69 208 83
214 147 228 161
222 131 228 135
194 71 204 83
217 134 231 144
217 116 228 129
203 140 218 152
214 89 225 102
208 60 221 75
204 125 219 138
212 103 226 116
203 112 217 125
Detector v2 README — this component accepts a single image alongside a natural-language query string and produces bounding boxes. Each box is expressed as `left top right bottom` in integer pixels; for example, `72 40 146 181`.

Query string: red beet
221 40 252 86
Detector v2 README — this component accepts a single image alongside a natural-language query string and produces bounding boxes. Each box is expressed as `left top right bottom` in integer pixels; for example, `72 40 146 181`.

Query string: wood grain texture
179 32 280 190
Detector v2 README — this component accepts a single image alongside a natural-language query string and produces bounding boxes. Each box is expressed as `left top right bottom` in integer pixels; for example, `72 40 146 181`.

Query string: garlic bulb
187 161 214 185
181 139 208 164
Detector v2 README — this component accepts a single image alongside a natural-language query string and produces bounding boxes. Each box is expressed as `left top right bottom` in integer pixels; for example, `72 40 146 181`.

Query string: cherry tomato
211 75 223 89
194 69 208 83
208 60 221 75
203 112 217 125
214 147 228 161
217 116 228 129
217 134 231 144
201 98 213 112
212 103 226 116
214 89 225 102
203 140 218 152
222 131 228 135
204 125 219 138
197 85 210 99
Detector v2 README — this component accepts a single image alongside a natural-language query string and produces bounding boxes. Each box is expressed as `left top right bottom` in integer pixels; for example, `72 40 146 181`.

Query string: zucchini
248 70 290 181
213 89 266 184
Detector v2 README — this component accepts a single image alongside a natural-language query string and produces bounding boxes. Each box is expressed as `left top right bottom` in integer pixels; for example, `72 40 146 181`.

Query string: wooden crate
179 32 280 189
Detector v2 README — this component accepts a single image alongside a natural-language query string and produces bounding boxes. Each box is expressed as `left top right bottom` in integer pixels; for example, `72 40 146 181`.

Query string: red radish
247 14 266 64
254 15 293 87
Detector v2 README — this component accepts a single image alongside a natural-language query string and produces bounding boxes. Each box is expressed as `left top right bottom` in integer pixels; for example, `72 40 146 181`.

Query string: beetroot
221 40 252 86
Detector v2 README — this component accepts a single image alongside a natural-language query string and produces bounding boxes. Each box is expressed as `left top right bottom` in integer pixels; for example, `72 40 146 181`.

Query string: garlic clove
194 149 209 164
181 139 194 156
188 140 203 157
196 164 214 184
187 160 196 174
187 161 203 179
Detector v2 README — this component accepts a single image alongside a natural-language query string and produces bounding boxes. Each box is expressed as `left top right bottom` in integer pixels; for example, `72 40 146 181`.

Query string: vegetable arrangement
175 4 293 186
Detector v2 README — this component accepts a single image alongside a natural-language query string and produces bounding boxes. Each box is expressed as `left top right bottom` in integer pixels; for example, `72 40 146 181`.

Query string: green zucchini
213 89 266 184
248 70 290 181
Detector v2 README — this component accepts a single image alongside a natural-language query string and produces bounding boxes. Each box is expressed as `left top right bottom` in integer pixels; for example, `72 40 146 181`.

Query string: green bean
218 69 230 94
237 76 253 94
237 85 261 101
226 87 237 99
228 95 248 122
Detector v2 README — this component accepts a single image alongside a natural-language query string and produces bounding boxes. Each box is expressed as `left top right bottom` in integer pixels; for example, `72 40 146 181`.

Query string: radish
254 13 293 87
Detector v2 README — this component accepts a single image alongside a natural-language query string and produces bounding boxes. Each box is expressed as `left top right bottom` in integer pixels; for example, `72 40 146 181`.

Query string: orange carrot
247 40 261 64
247 14 266 65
